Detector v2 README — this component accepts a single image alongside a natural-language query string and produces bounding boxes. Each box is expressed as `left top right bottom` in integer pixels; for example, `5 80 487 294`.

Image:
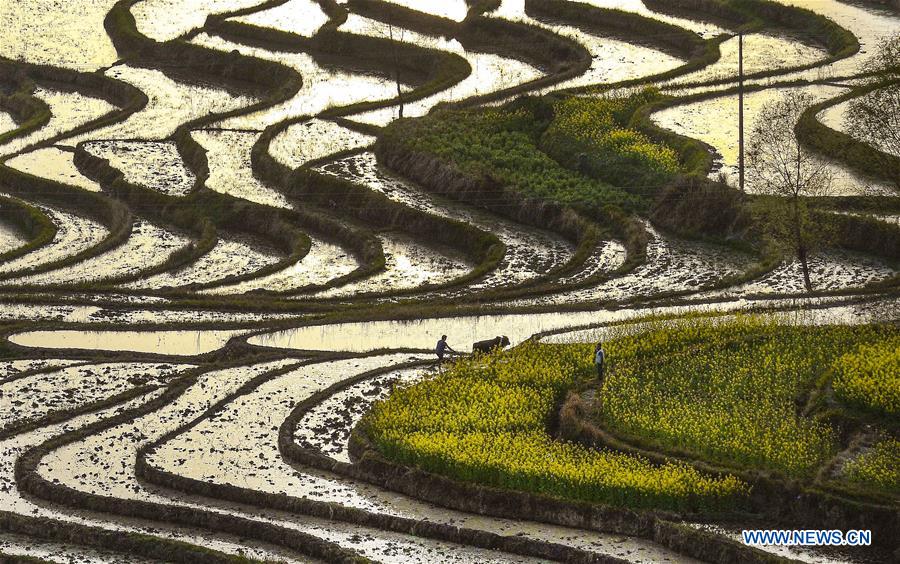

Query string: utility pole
738 31 745 194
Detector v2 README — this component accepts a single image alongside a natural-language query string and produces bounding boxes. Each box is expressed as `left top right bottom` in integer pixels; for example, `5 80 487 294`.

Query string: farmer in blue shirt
435 335 456 365
594 342 606 384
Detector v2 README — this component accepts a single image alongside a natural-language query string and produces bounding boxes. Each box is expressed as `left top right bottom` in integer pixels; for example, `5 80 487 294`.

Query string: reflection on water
0 206 107 277
668 33 826 86
342 13 543 125
124 232 282 290
310 232 473 299
190 129 295 209
0 0 118 70
652 84 896 195
7 148 101 192
132 0 262 41
0 111 19 138
7 219 192 286
249 296 897 353
193 32 398 130
270 119 375 168
512 222 750 306
65 66 256 143
380 0 469 22
149 352 688 562
767 0 900 81
231 0 328 37
819 93 900 158
0 89 115 157
9 329 247 356
84 141 196 197
0 219 26 257
493 0 682 92
204 235 359 294
317 153 574 293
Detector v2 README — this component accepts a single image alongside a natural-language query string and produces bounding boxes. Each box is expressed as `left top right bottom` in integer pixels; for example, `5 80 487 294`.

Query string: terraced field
1 0 898 562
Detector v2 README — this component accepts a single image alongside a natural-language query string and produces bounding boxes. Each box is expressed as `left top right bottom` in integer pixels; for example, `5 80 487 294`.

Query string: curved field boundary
0 511 269 564
0 75 51 149
556 391 900 552
100 0 329 293
0 166 135 284
526 0 707 60
88 0 384 296
0 58 150 160
13 361 372 564
137 356 635 563
207 18 472 117
796 80 900 193
277 371 802 564
205 0 670 301
813 210 900 262
372 140 605 298
256 145 508 299
0 383 158 442
644 0 860 89
344 0 594 107
178 7 494 297
209 20 525 298
0 57 160 283
0 196 57 267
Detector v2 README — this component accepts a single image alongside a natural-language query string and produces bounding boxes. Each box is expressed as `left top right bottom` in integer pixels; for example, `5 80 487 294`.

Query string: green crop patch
363 339 749 513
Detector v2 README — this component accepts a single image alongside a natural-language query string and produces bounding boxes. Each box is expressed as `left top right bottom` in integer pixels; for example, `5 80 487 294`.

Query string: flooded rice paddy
7 219 193 286
310 232 473 299
2 0 898 561
231 0 329 37
493 0 685 91
204 234 360 294
0 220 26 257
0 0 119 70
123 232 283 290
132 0 265 41
83 141 196 196
270 119 376 168
318 153 576 296
0 206 108 278
652 84 898 195
190 128 295 209
6 147 103 192
0 88 116 157
65 65 256 143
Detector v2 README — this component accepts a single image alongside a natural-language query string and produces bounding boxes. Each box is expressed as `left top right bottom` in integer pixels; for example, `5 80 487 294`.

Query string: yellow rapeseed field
366 337 748 512
600 316 895 478
365 314 897 511
843 438 900 495
832 336 900 417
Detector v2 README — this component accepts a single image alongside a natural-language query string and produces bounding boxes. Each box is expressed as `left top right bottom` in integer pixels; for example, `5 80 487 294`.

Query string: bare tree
747 91 833 292
844 34 900 160
380 22 405 119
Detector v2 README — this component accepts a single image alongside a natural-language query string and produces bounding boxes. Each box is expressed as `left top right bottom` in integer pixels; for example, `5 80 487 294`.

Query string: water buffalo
472 336 510 354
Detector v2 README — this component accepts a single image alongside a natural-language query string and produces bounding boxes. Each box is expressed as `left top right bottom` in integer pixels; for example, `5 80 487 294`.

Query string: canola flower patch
541 90 680 189
598 316 897 478
381 96 654 211
843 438 900 496
832 336 900 417
365 340 748 512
